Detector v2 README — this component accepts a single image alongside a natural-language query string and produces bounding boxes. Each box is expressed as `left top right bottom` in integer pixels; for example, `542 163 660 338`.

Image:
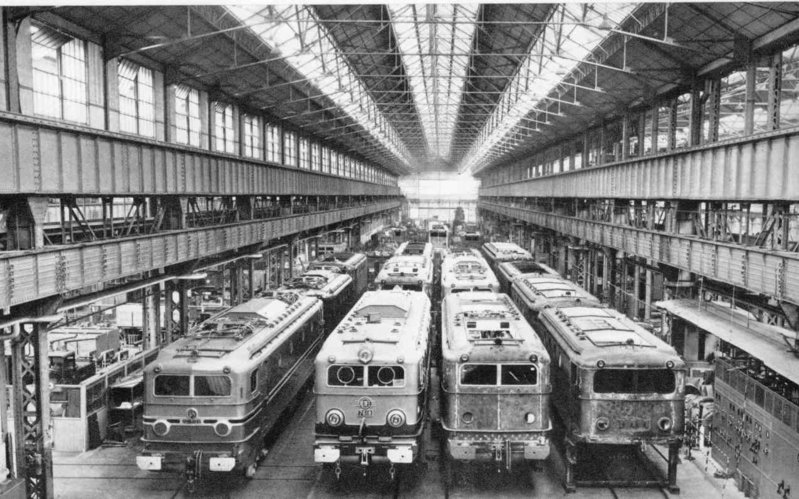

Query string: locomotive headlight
658 417 673 432
386 409 406 428
461 412 474 424
336 366 356 385
666 360 675 369
596 360 606 369
214 421 232 437
460 354 469 362
153 420 170 436
595 417 610 431
525 412 536 424
529 354 538 363
326 409 345 427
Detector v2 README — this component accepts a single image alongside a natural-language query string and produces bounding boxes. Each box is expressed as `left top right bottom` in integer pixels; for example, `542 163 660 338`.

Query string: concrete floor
53 392 743 499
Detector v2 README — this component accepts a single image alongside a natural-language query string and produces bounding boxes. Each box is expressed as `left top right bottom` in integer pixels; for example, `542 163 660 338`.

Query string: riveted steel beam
0 111 399 197
0 201 400 313
479 125 799 202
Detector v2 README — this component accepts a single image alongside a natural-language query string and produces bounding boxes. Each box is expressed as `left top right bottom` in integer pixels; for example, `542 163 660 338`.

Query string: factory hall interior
2 2 799 498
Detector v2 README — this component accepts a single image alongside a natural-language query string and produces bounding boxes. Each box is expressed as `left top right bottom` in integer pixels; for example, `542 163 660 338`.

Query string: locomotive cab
313 289 431 478
440 292 552 473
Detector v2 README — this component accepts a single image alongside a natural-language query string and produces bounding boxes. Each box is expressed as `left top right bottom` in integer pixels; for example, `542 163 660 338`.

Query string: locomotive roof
376 255 432 282
482 242 532 261
395 240 432 256
499 260 559 278
512 276 600 307
310 251 366 270
318 289 430 364
442 292 547 360
153 295 321 369
540 306 684 368
441 252 498 289
279 269 352 298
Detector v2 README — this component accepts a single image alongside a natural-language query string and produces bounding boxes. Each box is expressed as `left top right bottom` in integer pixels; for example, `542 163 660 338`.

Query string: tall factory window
266 124 281 163
118 59 154 137
673 93 692 149
242 114 261 159
31 23 88 123
284 131 297 166
213 102 236 154
299 137 309 168
331 150 339 175
321 146 330 173
174 85 201 146
717 72 747 140
311 142 320 171
780 45 799 128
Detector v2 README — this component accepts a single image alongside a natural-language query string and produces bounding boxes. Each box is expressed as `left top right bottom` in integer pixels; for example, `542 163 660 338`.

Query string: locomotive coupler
389 463 396 481
355 446 374 466
334 462 342 480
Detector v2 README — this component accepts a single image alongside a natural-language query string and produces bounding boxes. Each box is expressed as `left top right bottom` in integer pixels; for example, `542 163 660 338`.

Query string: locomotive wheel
245 463 257 479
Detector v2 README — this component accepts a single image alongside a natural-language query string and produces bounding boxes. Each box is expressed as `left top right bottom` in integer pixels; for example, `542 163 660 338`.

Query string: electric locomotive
308 251 369 299
481 242 533 292
440 291 551 481
137 293 324 488
395 240 433 259
510 275 601 322
273 268 353 334
375 254 433 296
537 306 685 491
313 289 432 479
440 249 499 297
497 260 559 294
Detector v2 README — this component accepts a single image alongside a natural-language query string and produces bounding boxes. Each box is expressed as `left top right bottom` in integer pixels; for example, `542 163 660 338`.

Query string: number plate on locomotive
356 397 374 418
617 418 649 430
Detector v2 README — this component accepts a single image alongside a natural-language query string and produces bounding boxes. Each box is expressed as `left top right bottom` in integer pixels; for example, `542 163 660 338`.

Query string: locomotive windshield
194 376 232 396
154 374 232 396
155 375 190 396
460 364 538 386
593 369 676 394
354 304 407 318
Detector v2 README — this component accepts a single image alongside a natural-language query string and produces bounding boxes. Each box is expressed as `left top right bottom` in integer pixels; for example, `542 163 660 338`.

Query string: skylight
227 5 413 169
459 3 638 174
388 4 478 161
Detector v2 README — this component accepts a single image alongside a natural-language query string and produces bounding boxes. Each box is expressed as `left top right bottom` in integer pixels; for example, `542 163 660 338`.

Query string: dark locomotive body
480 242 534 294
440 291 551 478
276 268 354 332
308 251 369 303
536 305 686 491
498 260 559 295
